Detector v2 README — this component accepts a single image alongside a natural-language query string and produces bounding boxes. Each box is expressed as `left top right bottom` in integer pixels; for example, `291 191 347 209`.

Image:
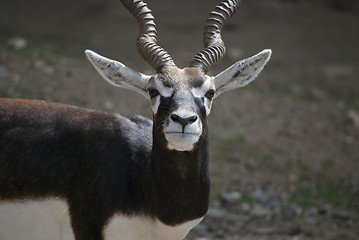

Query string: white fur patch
164 108 202 151
154 77 173 97
0 200 203 240
150 95 161 114
166 133 199 151
0 199 74 240
104 214 203 240
191 76 215 115
191 77 214 99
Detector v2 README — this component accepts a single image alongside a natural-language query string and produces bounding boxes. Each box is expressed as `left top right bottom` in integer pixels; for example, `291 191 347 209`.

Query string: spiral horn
188 0 240 72
120 0 176 72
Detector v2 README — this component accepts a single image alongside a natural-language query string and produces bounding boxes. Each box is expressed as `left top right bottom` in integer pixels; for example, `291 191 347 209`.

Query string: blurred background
0 0 358 239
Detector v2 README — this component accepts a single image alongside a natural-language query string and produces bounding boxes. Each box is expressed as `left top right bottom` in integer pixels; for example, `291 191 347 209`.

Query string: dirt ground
0 0 359 239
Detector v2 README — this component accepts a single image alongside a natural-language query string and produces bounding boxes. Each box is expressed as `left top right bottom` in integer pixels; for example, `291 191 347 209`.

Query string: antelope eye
205 89 215 100
148 88 160 99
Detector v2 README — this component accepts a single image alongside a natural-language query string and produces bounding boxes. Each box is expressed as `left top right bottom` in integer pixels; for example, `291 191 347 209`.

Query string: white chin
165 133 200 151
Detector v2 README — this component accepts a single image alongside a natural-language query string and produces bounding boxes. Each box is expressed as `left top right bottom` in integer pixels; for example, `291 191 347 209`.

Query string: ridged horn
188 0 240 72
120 0 176 72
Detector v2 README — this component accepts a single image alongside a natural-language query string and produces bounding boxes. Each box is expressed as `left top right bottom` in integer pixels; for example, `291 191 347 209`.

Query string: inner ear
213 49 272 95
85 50 151 97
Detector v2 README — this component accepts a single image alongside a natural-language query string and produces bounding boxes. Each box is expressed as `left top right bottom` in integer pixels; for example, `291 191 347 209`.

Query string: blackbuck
0 0 271 239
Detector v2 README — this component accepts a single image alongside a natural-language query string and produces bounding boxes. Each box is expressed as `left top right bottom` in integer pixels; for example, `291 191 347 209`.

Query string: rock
331 209 351 221
250 204 272 218
240 203 251 212
214 229 224 238
207 207 226 218
0 66 8 77
193 223 209 236
249 189 269 203
282 203 303 217
304 206 319 216
347 110 359 128
220 191 241 204
267 195 281 208
104 101 115 111
7 36 27 50
287 203 303 215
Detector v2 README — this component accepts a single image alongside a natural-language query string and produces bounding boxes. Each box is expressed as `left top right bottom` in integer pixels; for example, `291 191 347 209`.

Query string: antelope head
86 0 271 152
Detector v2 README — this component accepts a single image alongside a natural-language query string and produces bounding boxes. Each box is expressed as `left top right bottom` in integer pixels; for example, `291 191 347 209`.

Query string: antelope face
85 0 272 152
148 67 215 151
86 49 271 151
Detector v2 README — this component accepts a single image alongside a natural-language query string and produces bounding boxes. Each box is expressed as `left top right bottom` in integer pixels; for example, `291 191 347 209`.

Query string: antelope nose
170 114 198 127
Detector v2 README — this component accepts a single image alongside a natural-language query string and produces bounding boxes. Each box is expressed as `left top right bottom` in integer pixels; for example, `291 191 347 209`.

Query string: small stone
215 229 224 238
193 223 209 235
7 36 27 50
12 73 21 83
282 203 303 217
104 101 115 111
240 203 251 212
331 209 351 221
267 195 281 208
250 204 271 217
0 66 8 77
250 189 269 203
220 191 241 204
207 207 226 218
305 206 319 216
347 110 359 128
337 100 345 109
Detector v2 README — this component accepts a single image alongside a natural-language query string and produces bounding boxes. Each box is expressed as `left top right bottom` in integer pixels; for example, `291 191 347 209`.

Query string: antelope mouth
164 131 201 151
165 131 200 136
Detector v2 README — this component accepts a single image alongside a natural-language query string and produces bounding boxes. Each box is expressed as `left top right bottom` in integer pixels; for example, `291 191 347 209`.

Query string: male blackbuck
0 0 271 239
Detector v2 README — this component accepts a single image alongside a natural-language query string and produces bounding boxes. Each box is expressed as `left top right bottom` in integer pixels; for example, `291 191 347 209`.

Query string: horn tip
85 49 96 59
260 49 272 61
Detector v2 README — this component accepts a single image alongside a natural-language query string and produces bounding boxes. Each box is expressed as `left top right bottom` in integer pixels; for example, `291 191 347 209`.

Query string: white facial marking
148 76 175 115
0 199 74 240
191 77 213 98
104 214 203 240
164 108 202 151
154 77 173 97
191 76 215 115
150 95 161 114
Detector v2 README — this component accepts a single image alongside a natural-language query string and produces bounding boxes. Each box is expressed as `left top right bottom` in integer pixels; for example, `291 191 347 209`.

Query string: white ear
213 49 272 95
85 50 151 97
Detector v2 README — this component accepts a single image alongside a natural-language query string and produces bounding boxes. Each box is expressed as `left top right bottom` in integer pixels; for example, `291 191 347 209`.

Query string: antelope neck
149 125 210 226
